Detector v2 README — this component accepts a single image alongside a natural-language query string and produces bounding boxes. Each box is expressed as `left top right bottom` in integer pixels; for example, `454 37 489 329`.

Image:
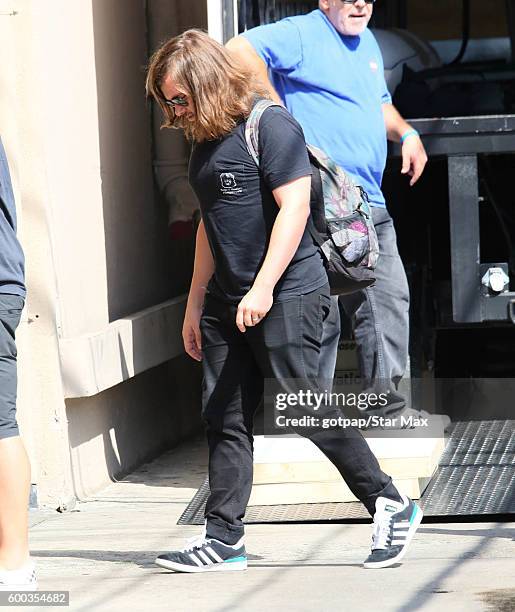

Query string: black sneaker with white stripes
363 494 423 569
155 534 247 573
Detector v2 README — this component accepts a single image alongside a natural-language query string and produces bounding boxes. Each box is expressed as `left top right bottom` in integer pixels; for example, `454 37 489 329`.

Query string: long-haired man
146 29 422 573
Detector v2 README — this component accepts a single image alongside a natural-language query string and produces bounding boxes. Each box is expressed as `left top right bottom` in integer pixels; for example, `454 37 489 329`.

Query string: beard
173 114 190 129
172 114 196 140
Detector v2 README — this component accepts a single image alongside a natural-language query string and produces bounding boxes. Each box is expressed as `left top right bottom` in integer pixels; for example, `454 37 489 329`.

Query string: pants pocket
316 291 331 344
0 297 24 346
0 295 24 315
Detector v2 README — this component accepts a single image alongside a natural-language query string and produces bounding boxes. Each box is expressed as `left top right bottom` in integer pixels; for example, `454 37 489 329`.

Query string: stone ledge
59 295 186 398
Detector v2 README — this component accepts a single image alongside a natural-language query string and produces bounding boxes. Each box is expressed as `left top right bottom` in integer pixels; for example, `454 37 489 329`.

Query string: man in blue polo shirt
0 137 37 590
227 0 428 418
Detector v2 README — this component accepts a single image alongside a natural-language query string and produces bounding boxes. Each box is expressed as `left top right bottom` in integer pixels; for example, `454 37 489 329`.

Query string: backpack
245 99 379 295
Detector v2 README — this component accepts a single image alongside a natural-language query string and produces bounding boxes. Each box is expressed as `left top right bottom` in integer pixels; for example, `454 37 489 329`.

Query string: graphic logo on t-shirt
219 172 243 196
369 60 378 72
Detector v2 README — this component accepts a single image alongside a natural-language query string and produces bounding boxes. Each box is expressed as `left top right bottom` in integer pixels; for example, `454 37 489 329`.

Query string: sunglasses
163 94 189 109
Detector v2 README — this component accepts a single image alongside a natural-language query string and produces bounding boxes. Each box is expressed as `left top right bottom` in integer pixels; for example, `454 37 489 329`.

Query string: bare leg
0 436 31 570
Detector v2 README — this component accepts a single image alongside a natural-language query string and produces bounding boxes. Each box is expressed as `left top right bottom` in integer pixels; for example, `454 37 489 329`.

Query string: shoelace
180 533 209 553
371 513 393 550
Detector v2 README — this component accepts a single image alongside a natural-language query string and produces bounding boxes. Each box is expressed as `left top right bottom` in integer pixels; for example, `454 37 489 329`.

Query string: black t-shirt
188 105 327 304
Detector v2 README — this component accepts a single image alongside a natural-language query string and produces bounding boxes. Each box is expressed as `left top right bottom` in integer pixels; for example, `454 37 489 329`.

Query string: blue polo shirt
0 137 25 297
242 9 391 207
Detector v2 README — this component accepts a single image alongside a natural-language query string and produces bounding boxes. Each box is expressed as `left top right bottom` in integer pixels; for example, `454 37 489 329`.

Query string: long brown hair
146 29 271 142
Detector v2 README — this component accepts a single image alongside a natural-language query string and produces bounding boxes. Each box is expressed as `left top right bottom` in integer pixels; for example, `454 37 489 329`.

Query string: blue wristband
400 129 419 144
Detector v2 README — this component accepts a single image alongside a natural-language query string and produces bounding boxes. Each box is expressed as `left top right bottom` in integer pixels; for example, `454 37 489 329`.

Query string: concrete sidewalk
27 436 515 612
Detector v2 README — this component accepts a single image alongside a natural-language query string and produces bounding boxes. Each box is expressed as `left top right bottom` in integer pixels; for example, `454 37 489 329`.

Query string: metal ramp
178 420 515 525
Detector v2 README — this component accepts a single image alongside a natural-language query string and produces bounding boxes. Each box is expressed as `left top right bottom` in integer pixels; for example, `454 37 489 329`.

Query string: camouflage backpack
245 99 379 295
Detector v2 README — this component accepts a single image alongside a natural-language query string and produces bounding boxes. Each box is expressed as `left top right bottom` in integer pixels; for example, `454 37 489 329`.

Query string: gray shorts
0 294 24 440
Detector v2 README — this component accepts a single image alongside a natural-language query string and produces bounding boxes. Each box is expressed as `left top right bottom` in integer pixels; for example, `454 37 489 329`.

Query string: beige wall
66 358 201 500
0 0 206 508
92 0 173 322
1 0 80 509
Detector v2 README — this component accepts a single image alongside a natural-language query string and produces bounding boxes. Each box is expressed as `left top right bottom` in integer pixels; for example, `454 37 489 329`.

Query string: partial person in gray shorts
0 136 37 590
0 294 24 439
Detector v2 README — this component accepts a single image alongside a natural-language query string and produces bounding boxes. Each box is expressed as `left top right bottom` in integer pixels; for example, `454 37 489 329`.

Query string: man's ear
319 0 331 12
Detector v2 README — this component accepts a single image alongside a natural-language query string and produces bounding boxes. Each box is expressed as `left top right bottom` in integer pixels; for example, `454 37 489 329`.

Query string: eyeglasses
341 1 375 4
163 94 188 109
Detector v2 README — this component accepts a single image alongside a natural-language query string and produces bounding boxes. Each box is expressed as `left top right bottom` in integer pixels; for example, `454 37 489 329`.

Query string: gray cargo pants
318 207 410 415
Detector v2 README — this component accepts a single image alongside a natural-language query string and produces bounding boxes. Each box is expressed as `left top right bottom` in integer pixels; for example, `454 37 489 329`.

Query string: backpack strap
244 99 283 166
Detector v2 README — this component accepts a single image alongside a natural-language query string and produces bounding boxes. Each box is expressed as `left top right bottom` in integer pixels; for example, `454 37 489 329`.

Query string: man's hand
401 135 428 187
382 103 428 187
182 302 203 361
236 284 274 333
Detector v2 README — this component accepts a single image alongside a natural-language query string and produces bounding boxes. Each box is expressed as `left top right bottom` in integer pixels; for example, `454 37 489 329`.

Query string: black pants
200 285 401 545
